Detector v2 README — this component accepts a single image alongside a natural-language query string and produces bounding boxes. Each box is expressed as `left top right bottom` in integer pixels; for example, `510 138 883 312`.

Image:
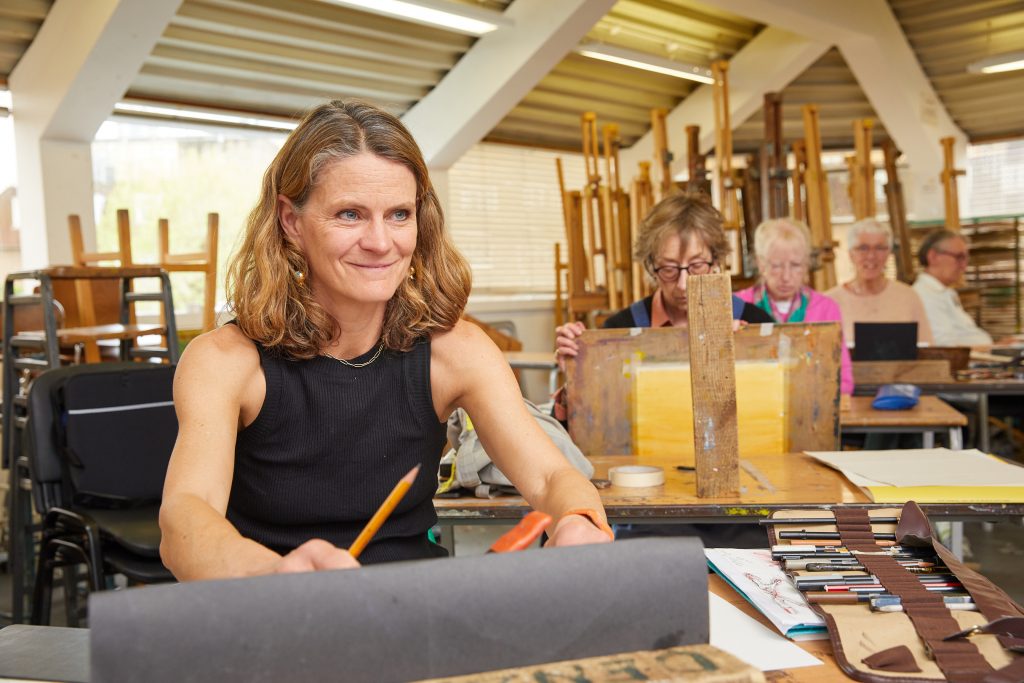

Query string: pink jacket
735 286 855 396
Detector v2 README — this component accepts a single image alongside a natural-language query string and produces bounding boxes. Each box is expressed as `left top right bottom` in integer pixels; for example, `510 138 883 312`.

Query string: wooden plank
688 273 739 497
852 360 952 385
565 322 841 457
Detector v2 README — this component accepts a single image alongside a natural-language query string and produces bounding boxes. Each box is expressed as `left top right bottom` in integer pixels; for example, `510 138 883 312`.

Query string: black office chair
25 362 178 625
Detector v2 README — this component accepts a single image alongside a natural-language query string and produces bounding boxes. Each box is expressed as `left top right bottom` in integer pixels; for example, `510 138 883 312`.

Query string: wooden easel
629 162 655 303
603 123 633 307
883 140 915 283
685 125 711 197
650 108 674 198
848 119 876 220
711 61 744 274
761 92 789 220
801 105 836 290
554 113 635 324
791 140 808 223
940 136 964 233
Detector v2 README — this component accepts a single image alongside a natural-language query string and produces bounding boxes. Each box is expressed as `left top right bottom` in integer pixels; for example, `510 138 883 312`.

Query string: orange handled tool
488 511 552 553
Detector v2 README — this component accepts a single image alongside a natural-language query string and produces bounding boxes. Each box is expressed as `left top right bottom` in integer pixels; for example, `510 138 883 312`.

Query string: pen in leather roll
778 531 897 541
807 591 971 604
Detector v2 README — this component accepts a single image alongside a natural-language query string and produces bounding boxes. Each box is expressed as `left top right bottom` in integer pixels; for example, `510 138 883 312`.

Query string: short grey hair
846 219 893 250
754 218 812 263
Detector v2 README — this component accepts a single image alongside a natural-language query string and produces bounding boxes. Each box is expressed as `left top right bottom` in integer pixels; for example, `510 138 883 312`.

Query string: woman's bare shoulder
431 319 493 360
177 324 260 380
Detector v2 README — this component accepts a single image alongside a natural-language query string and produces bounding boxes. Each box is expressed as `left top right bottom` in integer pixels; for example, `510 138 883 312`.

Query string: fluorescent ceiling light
324 0 510 36
113 102 298 131
967 51 1024 74
576 43 714 84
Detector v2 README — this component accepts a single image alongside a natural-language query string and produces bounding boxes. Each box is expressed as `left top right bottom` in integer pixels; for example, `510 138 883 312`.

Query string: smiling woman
824 218 934 345
158 100 613 582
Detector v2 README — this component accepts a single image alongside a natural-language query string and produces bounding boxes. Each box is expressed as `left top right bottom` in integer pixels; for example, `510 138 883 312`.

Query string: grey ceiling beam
402 0 616 170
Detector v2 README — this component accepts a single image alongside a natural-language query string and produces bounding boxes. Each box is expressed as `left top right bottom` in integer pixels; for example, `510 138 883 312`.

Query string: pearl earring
409 266 416 281
293 270 306 285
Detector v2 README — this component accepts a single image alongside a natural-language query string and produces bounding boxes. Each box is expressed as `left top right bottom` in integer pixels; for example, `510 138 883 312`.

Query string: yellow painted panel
632 361 787 466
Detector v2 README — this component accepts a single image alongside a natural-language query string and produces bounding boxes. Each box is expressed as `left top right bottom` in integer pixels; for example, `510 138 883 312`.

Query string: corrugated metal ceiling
2 0 1023 151
890 0 1024 143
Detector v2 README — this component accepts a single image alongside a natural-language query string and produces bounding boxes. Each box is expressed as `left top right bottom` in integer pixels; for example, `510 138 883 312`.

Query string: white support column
619 28 829 182
710 0 966 220
403 0 615 170
9 0 181 267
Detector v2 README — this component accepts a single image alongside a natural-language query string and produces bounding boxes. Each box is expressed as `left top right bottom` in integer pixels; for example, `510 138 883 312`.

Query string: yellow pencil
348 464 421 559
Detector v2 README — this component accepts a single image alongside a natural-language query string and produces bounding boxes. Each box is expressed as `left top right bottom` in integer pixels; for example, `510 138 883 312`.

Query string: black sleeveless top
226 339 448 564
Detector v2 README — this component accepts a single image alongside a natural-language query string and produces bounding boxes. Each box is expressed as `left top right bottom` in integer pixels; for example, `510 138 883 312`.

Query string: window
447 143 586 294
91 119 286 324
965 139 1024 217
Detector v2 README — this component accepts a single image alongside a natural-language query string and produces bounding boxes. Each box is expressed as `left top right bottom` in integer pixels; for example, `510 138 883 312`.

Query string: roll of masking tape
608 465 665 488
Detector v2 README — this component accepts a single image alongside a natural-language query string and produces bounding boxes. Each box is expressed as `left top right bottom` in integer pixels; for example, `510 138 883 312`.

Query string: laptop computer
852 322 918 361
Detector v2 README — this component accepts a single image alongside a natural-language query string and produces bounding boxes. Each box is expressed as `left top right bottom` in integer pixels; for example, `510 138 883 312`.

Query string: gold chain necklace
323 342 385 368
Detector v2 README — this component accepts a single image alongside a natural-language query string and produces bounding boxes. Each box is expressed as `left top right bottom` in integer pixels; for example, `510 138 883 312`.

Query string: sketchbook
705 548 826 641
803 448 1024 503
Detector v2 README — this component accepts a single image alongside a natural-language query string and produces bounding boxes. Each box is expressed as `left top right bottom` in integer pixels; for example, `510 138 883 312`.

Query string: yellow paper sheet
633 360 787 466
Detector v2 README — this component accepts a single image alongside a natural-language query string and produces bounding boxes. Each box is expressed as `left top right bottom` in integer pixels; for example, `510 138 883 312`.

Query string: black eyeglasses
649 260 715 283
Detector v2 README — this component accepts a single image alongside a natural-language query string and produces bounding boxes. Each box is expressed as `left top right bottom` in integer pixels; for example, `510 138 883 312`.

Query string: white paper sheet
805 448 1024 487
709 592 823 671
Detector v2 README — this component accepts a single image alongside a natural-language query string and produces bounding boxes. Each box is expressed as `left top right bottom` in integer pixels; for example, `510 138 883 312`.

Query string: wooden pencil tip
402 464 421 483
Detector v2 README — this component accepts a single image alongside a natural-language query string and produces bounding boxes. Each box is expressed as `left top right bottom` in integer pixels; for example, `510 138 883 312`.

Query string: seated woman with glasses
824 218 933 346
734 218 853 395
555 193 771 371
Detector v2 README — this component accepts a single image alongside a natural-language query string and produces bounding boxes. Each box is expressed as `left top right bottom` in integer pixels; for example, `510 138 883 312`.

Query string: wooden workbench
840 395 967 448
434 450 1024 526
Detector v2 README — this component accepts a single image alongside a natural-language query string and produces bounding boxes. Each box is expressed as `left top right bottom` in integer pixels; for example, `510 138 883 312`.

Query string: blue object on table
872 383 921 410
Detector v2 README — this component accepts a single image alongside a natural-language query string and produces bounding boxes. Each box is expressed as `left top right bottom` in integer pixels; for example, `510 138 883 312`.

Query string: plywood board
566 322 841 456
633 361 787 467
852 360 951 385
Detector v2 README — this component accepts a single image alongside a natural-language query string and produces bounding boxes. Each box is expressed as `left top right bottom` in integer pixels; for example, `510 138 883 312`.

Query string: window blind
965 140 1024 217
446 143 586 294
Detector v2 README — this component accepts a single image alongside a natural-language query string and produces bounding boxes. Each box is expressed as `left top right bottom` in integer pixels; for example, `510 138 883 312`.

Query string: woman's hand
544 514 613 548
274 539 361 574
555 321 587 372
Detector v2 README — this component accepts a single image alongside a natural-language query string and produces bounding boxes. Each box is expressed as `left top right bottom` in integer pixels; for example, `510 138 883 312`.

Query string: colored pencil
348 464 420 559
760 517 899 526
779 531 897 541
807 591 971 604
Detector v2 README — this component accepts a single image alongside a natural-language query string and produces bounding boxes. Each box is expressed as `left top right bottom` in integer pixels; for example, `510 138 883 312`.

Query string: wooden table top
856 378 1024 396
709 575 844 682
433 451 1024 522
840 395 967 428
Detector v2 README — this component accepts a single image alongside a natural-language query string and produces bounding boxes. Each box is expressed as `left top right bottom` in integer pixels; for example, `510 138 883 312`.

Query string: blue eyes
337 209 411 222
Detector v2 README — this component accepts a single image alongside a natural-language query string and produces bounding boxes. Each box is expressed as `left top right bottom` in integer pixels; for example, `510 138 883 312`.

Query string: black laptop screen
852 322 918 361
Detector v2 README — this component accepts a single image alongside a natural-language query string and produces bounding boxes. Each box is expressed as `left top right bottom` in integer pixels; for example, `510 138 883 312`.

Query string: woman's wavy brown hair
226 100 472 359
633 192 731 283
